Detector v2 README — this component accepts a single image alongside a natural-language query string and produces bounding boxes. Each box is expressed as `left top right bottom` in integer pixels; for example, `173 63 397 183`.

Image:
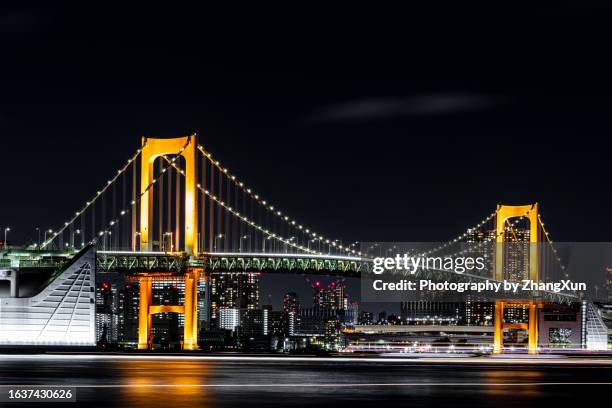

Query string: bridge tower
495 203 539 282
493 203 540 354
139 135 198 255
137 135 201 350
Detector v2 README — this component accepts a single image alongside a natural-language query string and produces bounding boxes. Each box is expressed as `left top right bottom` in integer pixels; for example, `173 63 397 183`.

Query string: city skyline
1 6 612 407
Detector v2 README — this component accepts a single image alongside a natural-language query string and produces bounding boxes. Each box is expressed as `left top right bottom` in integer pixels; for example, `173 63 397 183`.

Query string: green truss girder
96 254 186 272
200 256 366 275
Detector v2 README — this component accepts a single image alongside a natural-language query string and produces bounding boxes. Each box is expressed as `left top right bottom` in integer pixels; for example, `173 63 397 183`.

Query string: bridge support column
528 303 539 354
493 301 504 354
493 301 539 354
0 269 19 298
10 270 18 298
183 268 200 350
137 277 153 350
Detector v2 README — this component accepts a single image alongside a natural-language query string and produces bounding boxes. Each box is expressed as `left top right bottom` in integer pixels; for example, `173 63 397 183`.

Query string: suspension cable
160 155 321 255
84 140 191 247
197 145 357 255
41 146 145 249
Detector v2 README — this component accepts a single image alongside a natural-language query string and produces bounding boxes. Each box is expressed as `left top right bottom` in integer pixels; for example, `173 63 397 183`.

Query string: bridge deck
2 248 580 302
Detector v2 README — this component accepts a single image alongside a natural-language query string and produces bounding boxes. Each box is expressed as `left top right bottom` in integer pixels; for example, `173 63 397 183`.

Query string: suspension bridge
0 134 590 352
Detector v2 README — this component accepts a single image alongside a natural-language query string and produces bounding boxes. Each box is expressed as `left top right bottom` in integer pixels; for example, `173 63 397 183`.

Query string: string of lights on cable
40 145 146 249
420 210 499 257
86 142 191 246
160 155 325 256
197 145 360 256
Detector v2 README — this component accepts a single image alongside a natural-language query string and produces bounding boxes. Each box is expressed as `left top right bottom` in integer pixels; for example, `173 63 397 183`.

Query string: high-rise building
96 282 119 345
268 311 285 337
466 228 496 276
400 301 463 325
295 308 337 336
283 292 300 314
198 277 209 331
239 308 269 337
313 287 329 310
501 228 530 282
504 303 529 324
378 311 387 324
465 299 493 326
313 281 347 311
358 311 374 325
218 308 241 331
237 307 271 351
346 300 358 327
118 284 139 347
283 291 300 336
210 272 260 325
323 317 342 350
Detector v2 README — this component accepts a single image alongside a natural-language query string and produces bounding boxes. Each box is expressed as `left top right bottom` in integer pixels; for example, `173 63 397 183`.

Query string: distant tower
312 280 346 311
283 292 300 314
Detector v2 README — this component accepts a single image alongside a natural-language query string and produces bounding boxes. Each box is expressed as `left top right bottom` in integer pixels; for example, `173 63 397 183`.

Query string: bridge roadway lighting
43 229 53 246
102 231 112 250
69 228 81 250
262 235 273 252
330 239 342 255
239 235 249 252
329 239 340 255
163 232 174 252
3 227 10 249
307 237 319 251
74 229 81 249
214 234 224 251
133 232 141 252
35 227 41 249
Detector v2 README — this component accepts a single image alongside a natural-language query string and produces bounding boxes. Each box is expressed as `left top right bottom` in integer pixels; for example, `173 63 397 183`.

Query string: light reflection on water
0 356 609 407
119 361 215 407
481 369 545 398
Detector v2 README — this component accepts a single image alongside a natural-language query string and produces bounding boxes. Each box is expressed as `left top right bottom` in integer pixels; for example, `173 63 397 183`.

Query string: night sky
2 4 611 250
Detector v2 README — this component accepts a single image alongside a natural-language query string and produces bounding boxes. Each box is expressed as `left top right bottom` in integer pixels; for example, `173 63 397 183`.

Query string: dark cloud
308 94 502 123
